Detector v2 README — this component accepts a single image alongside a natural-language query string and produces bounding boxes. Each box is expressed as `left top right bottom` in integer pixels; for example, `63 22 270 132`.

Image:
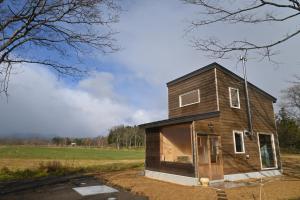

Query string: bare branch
0 0 120 95
184 0 300 60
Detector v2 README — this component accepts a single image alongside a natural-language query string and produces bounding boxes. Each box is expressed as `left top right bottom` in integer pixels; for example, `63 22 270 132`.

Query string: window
179 89 200 107
233 131 245 153
258 133 277 169
229 87 240 109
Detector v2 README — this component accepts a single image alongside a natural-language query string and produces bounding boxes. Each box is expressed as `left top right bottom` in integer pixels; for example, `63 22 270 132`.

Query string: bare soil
100 154 300 200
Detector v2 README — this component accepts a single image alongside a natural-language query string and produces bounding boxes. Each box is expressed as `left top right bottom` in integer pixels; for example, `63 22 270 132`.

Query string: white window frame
229 87 240 109
179 89 200 107
257 132 278 170
233 130 245 154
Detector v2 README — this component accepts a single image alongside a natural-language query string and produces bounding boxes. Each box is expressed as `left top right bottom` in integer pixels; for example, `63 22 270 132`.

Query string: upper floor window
229 87 240 109
233 130 245 153
179 89 200 107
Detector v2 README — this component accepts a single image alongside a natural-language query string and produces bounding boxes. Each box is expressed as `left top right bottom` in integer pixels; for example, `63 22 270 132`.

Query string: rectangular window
233 131 245 153
258 133 277 169
179 89 200 107
229 87 240 109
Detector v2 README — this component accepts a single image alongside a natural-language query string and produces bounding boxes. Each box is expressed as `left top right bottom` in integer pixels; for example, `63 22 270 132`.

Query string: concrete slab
73 185 118 196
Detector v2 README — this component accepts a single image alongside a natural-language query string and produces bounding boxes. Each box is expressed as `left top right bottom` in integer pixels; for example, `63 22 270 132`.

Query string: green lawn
0 146 145 160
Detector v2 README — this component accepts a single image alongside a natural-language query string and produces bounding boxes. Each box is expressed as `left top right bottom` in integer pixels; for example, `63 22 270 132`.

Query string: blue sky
0 0 299 137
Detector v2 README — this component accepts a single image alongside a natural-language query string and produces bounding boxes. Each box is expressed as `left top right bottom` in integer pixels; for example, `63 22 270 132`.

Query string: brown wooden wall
216 68 280 174
168 68 218 118
145 128 161 170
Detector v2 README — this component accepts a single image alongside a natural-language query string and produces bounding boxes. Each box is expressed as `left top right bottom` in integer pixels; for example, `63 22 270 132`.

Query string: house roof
139 111 220 129
166 62 277 103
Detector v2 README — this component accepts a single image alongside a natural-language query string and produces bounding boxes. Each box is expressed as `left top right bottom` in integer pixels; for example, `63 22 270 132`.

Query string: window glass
229 88 240 108
234 131 244 153
179 89 200 107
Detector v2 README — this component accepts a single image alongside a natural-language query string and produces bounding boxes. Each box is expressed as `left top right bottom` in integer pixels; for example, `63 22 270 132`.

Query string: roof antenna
240 53 253 136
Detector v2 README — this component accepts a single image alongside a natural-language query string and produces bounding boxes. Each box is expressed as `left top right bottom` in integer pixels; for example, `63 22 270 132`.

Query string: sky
0 0 299 138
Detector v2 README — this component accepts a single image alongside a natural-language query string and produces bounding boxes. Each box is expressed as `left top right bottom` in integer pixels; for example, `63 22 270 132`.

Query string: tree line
277 78 300 152
0 125 145 148
51 125 145 148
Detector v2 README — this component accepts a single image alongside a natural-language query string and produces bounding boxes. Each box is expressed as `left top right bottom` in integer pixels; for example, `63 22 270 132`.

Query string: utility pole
240 56 253 135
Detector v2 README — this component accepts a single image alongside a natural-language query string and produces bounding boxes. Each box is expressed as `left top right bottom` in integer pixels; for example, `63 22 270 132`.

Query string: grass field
0 146 144 160
0 145 145 180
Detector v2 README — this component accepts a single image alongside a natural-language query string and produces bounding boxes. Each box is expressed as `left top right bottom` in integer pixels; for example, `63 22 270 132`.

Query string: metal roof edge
139 111 220 129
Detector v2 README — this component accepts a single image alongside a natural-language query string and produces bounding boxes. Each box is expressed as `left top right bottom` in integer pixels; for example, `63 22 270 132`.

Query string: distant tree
52 136 63 146
0 0 119 95
282 77 300 118
108 125 145 149
184 0 300 60
276 107 300 150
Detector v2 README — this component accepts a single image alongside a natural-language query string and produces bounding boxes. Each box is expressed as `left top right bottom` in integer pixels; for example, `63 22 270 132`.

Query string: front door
197 135 224 180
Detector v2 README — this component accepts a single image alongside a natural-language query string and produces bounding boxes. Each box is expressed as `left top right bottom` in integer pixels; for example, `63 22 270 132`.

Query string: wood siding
216 68 279 174
168 69 218 118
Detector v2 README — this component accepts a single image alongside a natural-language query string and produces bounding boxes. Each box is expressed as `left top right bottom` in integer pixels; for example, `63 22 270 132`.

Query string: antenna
240 55 253 136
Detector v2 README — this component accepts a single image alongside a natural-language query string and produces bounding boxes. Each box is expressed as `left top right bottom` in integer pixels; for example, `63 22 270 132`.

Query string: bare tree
184 0 300 60
0 0 119 95
282 77 300 118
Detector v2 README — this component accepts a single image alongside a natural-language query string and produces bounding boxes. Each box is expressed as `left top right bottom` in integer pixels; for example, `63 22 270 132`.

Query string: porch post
192 121 198 178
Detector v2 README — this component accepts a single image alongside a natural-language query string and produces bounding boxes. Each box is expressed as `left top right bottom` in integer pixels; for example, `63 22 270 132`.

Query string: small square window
233 131 245 153
229 87 240 109
179 89 200 107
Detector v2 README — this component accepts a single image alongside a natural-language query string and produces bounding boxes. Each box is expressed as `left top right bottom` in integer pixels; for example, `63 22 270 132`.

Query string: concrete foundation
145 169 281 186
145 170 199 186
224 170 282 181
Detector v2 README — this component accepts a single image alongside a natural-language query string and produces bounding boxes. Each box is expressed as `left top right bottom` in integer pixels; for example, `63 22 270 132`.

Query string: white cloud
109 0 300 106
0 64 163 137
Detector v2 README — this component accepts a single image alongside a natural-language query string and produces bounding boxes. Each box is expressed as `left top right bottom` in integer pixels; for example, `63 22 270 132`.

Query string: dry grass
0 158 144 171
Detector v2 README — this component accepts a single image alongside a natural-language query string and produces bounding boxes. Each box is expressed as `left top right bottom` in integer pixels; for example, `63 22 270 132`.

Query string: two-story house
140 62 281 186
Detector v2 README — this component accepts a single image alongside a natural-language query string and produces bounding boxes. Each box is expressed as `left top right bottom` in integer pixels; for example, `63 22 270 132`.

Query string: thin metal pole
241 56 253 134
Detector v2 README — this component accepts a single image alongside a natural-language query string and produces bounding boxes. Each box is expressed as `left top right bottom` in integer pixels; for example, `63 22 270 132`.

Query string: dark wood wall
168 68 218 118
216 68 279 174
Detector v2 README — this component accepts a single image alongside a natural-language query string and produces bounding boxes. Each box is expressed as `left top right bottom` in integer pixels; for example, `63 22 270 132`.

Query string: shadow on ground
0 175 148 200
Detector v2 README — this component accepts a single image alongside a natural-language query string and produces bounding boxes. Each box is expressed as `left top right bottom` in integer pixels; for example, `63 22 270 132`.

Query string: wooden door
197 135 224 180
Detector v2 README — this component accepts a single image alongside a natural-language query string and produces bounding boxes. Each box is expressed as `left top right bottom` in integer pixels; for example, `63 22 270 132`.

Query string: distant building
71 142 77 146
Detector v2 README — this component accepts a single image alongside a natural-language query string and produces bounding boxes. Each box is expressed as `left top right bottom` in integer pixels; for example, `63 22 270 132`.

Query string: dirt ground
99 154 300 200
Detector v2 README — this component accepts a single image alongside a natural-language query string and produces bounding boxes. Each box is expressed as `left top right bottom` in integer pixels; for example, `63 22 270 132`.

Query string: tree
0 0 119 94
184 0 300 60
276 107 300 150
107 125 145 149
282 77 300 118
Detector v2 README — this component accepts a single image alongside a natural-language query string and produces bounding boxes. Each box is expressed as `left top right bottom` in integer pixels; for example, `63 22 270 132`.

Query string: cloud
0 64 164 137
109 0 300 105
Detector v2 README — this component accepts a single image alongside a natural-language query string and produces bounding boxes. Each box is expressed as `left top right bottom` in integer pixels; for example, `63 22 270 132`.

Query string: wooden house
140 62 281 186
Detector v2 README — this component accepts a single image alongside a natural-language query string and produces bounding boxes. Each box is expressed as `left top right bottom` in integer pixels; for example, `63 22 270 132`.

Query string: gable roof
166 62 277 103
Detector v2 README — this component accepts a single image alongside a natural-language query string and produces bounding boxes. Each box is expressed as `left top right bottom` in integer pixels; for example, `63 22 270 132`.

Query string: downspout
241 56 254 134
